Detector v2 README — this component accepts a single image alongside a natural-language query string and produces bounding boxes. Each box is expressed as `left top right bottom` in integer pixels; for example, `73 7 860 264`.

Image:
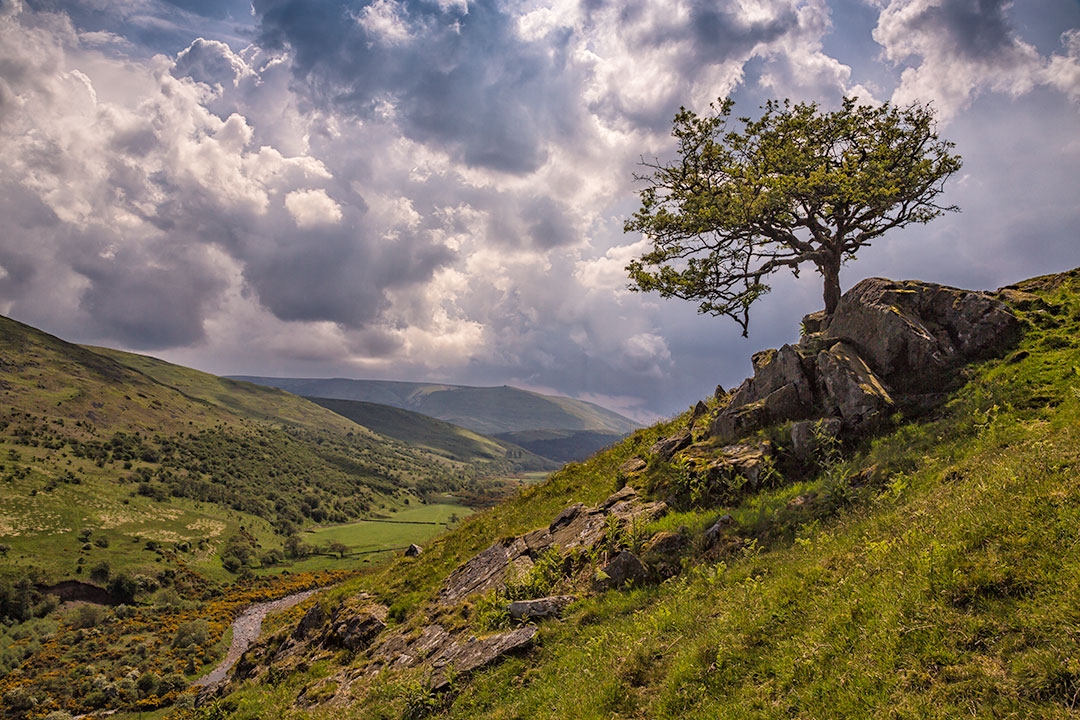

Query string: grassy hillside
204 269 1080 719
231 376 640 436
0 316 503 585
305 397 557 474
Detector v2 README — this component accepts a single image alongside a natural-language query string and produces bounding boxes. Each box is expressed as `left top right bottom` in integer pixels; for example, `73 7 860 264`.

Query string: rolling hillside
0 315 514 584
231 376 639 436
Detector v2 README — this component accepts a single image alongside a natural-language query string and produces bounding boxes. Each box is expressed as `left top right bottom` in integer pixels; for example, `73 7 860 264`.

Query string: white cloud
284 188 343 227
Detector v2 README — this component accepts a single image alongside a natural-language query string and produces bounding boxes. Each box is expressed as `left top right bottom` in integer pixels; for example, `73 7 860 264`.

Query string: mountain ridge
228 375 640 436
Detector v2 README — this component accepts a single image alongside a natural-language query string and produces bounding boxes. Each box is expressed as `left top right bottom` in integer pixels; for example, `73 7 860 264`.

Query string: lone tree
625 97 962 335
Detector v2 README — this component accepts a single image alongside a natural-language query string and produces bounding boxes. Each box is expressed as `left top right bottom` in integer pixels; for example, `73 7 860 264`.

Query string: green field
304 502 472 556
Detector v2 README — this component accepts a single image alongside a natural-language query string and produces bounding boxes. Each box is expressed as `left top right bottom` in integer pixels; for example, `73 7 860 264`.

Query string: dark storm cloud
905 0 1020 61
252 0 582 174
72 245 225 348
240 220 455 327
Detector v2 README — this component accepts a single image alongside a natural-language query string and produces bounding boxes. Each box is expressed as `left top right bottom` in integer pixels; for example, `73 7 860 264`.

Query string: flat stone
617 457 647 475
649 429 692 461
506 595 577 621
429 626 537 690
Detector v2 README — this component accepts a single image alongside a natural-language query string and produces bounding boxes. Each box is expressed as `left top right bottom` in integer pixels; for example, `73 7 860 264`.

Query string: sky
0 0 1077 423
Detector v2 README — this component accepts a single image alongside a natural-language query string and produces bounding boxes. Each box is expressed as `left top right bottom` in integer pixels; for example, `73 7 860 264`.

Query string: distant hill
305 397 557 472
230 376 640 437
491 429 627 464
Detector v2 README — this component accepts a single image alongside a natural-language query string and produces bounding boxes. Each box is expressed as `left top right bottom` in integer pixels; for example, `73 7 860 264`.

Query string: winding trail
195 589 320 687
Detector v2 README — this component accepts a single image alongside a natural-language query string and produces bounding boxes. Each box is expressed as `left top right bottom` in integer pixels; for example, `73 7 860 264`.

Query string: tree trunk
822 258 841 316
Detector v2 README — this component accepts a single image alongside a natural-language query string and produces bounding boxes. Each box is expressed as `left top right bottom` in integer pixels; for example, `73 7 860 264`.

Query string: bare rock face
439 539 527 604
649 429 693 461
507 595 577 621
709 277 1021 443
822 277 1023 383
815 342 894 426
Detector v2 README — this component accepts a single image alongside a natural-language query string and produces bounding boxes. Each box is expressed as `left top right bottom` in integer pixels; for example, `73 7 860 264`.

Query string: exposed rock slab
507 595 577 621
429 626 538 690
815 342 893 426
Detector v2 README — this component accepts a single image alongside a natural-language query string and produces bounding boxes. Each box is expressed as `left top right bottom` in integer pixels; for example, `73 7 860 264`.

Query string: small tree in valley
625 97 962 334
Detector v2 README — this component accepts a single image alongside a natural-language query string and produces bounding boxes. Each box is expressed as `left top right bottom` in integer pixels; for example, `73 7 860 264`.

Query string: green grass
304 503 472 555
204 269 1080 719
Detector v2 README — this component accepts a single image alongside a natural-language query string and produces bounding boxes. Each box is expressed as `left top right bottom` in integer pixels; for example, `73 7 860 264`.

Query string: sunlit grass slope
218 269 1080 719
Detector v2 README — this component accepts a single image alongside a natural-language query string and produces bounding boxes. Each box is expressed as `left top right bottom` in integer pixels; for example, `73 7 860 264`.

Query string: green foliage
626 97 963 330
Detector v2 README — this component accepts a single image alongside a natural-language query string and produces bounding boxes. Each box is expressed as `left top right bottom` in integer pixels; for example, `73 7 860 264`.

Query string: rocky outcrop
405 543 423 557
439 487 666 604
710 278 1022 442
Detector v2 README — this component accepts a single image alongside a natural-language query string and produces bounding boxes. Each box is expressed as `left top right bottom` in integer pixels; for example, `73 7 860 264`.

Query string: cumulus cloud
871 0 1078 116
284 189 343 227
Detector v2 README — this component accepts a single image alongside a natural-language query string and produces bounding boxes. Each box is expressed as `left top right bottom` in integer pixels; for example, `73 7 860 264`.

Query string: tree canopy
625 97 963 335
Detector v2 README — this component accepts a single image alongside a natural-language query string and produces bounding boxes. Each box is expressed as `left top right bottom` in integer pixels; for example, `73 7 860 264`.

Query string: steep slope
203 269 1080 720
230 376 639 436
305 396 558 474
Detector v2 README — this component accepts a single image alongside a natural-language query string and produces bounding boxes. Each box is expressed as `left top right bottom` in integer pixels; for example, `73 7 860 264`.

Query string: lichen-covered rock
592 551 649 591
649 429 692 461
705 442 773 488
823 277 1022 383
429 626 538 690
618 457 647 475
708 277 1021 444
439 487 667 603
324 607 386 652
506 595 577 621
815 342 894 426
789 417 842 458
728 344 815 410
642 530 687 557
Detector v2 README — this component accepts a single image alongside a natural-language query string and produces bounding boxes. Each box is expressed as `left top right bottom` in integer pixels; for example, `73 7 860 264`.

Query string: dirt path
195 589 320 687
